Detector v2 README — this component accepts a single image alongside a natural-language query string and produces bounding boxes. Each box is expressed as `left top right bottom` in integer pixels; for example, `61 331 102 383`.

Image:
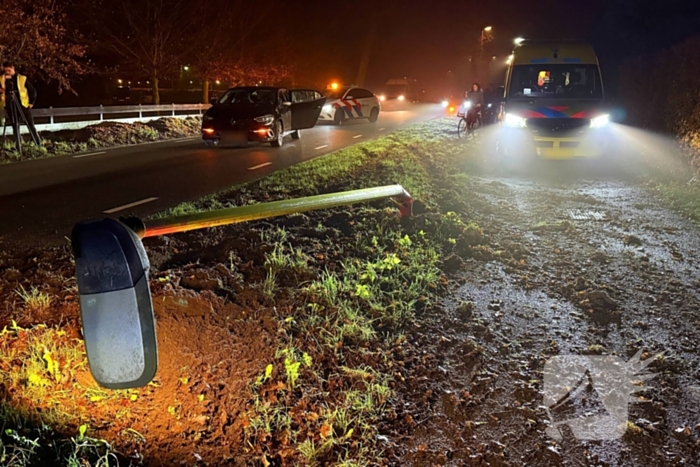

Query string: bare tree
191 1 286 102
0 0 86 92
86 0 209 104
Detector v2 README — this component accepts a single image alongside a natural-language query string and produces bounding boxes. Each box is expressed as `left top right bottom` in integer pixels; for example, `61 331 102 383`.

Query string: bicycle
457 108 482 139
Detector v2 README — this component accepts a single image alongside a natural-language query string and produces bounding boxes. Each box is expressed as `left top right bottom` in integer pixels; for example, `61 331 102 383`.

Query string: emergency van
499 40 611 159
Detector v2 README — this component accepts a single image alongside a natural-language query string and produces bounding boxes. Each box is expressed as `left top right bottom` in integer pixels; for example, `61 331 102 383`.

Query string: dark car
112 86 132 105
202 87 325 147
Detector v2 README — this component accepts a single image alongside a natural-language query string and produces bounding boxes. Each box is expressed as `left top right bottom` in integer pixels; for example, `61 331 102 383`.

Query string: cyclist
465 83 484 129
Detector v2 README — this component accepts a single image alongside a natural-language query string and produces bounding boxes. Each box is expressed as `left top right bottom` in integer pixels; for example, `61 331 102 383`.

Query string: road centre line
314 145 329 150
379 128 386 131
248 162 272 171
353 134 363 139
103 197 159 214
72 152 106 159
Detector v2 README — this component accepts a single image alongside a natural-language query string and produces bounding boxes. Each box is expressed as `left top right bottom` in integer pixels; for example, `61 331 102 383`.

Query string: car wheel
291 130 301 140
334 109 345 125
369 107 379 123
271 122 284 147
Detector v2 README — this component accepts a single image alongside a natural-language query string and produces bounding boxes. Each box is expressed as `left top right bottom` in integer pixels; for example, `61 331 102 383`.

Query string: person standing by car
0 61 41 145
465 83 484 129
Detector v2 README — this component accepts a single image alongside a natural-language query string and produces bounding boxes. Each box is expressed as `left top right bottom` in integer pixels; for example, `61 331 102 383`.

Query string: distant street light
118 79 123 84
480 26 494 50
477 26 495 84
514 37 525 46
183 66 190 71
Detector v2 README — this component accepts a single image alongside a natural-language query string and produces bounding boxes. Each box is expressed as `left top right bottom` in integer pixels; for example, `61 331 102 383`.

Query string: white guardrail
1 104 210 135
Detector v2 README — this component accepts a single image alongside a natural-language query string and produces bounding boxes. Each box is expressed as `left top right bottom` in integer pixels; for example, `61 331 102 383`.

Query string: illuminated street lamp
183 66 190 71
514 37 525 46
477 26 494 84
480 26 494 50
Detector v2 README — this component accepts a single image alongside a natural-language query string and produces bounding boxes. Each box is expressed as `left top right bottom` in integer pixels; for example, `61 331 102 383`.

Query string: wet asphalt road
0 105 441 249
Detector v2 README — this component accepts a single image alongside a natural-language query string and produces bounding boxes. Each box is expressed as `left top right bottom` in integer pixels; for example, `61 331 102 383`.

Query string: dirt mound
145 117 201 136
129 293 276 466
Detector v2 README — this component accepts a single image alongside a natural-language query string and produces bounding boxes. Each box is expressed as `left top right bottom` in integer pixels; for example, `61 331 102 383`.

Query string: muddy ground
1 118 699 466
395 128 700 466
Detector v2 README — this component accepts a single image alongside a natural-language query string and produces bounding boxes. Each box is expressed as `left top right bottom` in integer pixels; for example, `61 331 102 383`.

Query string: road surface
0 105 441 249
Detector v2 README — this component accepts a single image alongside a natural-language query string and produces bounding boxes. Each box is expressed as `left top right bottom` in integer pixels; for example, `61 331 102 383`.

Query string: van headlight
504 113 526 128
254 114 275 124
590 114 610 128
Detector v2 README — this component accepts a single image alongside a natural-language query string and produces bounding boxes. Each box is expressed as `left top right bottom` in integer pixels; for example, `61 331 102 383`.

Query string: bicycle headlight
254 114 275 124
590 114 610 128
464 101 472 109
503 113 527 128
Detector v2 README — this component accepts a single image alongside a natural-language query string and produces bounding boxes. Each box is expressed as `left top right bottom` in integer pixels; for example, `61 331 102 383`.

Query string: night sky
291 0 700 95
39 0 700 105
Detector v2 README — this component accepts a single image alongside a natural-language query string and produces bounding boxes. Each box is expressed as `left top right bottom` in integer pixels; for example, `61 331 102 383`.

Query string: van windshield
509 65 602 99
385 84 407 96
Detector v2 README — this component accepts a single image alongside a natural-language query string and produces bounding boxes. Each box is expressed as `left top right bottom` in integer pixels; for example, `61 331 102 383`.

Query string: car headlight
203 114 214 121
590 114 610 128
379 95 386 102
254 114 275 124
322 104 332 113
398 95 405 101
503 113 527 128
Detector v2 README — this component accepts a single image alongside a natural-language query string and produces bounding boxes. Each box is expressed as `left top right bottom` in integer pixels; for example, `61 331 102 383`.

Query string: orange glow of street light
330 82 339 90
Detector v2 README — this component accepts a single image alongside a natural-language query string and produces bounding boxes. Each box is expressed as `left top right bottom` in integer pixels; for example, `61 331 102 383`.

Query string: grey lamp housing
72 218 157 389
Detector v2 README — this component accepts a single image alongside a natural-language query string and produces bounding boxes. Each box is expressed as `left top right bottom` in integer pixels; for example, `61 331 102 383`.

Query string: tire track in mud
401 173 700 466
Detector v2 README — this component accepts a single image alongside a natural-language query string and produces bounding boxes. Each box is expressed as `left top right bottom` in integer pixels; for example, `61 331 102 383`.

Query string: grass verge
655 181 700 224
1 118 489 465
160 120 486 465
0 117 201 164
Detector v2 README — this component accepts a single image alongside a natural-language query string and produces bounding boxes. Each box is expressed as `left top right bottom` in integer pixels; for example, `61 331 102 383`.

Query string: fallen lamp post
72 185 413 389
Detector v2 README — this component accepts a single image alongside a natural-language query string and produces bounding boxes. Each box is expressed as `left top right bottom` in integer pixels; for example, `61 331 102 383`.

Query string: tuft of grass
158 201 198 218
656 182 700 224
15 286 51 312
0 323 131 431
